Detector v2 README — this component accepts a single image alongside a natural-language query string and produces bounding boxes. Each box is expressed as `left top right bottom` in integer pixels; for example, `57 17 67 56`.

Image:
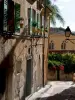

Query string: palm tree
46 0 65 26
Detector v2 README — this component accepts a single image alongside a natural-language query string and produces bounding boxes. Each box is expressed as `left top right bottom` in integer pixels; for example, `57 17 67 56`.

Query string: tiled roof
50 27 65 34
50 27 75 35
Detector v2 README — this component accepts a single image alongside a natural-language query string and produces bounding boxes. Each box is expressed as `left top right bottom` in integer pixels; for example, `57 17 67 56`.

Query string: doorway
25 59 32 97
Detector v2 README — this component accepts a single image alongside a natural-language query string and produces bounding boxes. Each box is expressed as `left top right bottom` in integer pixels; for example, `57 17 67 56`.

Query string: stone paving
25 81 75 100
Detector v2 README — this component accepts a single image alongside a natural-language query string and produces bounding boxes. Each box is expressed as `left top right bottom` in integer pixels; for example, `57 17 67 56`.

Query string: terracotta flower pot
20 23 23 28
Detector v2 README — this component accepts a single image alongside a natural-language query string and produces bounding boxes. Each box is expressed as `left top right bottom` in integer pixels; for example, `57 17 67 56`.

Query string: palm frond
46 0 65 26
50 15 56 25
56 13 65 26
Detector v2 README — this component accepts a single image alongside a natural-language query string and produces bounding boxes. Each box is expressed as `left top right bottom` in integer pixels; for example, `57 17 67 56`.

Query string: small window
49 41 54 50
61 41 66 50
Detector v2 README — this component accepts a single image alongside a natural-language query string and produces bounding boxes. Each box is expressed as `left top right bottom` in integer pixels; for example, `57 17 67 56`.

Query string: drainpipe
42 0 46 87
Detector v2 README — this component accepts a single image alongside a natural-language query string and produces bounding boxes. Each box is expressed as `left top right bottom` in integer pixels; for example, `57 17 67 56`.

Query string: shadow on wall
0 27 29 99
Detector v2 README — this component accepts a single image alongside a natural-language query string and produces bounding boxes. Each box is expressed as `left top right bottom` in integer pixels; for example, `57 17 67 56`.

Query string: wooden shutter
0 0 3 33
3 0 8 32
15 3 20 32
7 1 14 33
28 8 32 35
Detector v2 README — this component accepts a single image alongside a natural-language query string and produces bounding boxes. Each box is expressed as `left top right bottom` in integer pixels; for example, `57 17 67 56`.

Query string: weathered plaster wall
0 0 49 100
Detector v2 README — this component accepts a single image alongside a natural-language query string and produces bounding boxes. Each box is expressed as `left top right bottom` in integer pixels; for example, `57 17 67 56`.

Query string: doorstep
25 84 52 100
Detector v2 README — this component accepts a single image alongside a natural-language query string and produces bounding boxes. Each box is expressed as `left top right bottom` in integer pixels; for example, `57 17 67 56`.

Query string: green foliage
46 0 65 26
32 21 37 27
48 53 75 73
62 53 75 73
48 60 63 69
48 53 63 61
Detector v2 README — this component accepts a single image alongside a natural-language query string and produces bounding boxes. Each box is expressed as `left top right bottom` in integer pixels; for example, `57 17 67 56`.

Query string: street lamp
65 26 71 38
65 27 75 82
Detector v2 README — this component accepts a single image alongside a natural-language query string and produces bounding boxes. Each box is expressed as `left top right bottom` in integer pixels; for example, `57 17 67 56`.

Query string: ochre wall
49 34 75 50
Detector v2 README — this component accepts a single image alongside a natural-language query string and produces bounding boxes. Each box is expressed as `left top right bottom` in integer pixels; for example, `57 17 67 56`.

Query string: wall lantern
20 17 24 28
65 26 71 38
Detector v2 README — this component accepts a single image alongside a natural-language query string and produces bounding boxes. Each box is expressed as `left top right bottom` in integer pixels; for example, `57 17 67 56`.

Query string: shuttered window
0 0 14 34
0 0 3 33
32 9 37 34
28 8 32 35
37 13 40 34
15 3 20 32
7 1 14 33
28 8 37 35
3 0 8 32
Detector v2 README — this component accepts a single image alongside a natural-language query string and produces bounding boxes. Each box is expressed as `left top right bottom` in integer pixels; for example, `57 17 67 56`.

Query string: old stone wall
0 37 43 100
48 70 73 81
0 0 49 100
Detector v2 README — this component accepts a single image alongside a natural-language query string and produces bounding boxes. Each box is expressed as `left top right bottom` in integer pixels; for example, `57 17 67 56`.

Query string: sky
51 0 75 31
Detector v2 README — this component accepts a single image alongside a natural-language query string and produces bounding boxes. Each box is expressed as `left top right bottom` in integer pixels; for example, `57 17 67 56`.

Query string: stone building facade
0 0 50 100
49 27 75 52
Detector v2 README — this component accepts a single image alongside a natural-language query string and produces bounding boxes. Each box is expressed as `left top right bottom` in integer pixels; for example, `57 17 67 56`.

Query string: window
3 0 8 32
61 41 66 50
15 3 20 32
28 8 37 35
33 9 36 22
7 1 14 33
49 41 54 50
0 0 3 33
37 13 40 35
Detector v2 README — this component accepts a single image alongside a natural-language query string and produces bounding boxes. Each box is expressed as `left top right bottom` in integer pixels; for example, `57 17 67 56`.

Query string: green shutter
3 0 8 32
37 13 40 29
15 3 20 32
37 13 40 34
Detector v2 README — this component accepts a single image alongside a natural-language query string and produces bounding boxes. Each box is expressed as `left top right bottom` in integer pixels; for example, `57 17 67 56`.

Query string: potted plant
19 17 24 28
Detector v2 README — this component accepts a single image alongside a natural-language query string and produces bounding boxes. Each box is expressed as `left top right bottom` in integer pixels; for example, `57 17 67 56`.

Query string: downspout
42 0 46 87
